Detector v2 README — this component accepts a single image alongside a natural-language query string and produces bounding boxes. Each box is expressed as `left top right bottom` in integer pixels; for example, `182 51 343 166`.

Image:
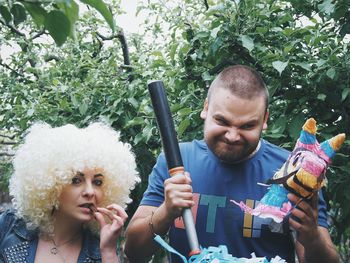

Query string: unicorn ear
299 118 317 144
320 133 346 158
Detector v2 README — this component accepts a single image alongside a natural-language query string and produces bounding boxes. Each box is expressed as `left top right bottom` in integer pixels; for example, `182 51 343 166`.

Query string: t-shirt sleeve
140 152 169 207
317 189 328 228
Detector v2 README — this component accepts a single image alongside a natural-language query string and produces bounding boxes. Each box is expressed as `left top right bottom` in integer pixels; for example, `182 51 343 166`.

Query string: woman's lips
87 204 97 214
79 204 97 214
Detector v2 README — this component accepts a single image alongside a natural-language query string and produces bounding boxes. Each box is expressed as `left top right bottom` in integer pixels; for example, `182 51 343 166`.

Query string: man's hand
288 193 320 247
288 193 339 263
163 171 195 220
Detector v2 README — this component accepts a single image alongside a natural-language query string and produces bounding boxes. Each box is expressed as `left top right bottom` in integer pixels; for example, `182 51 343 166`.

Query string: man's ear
263 110 269 130
200 98 209 120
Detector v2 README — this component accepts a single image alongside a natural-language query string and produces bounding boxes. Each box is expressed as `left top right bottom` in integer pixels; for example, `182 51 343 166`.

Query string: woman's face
57 167 105 224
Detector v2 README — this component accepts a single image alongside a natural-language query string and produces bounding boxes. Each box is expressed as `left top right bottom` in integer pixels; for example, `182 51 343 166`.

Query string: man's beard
208 138 261 164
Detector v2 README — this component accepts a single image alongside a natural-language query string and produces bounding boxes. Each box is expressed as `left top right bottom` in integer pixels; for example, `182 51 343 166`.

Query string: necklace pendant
50 246 59 255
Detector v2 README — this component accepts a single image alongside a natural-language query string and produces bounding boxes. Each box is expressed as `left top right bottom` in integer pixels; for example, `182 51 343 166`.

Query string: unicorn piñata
232 118 346 223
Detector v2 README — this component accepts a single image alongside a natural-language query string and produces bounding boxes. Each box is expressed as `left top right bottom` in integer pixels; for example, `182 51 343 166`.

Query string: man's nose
225 127 240 142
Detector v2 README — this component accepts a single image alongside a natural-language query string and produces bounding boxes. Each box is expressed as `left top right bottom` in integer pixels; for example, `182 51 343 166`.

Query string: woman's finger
106 204 128 221
97 207 116 222
94 211 107 227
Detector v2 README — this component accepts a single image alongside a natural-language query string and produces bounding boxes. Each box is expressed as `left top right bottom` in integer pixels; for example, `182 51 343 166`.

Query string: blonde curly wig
9 122 140 234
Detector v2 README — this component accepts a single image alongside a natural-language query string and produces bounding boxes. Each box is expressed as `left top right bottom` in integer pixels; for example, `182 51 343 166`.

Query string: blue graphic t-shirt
141 139 328 262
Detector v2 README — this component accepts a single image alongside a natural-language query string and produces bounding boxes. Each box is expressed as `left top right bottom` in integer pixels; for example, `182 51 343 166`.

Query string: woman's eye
72 177 81 185
94 179 103 186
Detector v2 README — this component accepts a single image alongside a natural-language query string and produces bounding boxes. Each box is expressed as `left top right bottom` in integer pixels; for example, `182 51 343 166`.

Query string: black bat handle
148 80 201 256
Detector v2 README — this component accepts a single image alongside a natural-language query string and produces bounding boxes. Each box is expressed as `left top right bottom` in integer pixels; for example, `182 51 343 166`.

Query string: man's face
200 87 268 163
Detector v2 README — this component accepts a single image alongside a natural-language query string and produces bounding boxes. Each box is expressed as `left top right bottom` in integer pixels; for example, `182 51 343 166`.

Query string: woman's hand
94 204 128 260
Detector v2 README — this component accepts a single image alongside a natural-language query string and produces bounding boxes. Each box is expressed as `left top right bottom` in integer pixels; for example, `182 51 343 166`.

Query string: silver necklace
50 232 81 255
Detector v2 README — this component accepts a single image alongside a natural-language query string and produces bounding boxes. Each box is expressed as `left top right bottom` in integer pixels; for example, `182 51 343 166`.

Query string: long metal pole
148 80 201 256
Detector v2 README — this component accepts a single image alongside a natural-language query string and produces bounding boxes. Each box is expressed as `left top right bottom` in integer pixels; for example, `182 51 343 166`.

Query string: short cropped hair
208 65 269 111
9 122 140 234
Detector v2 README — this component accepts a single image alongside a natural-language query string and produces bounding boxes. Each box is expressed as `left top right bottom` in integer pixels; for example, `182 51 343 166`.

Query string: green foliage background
1 0 350 262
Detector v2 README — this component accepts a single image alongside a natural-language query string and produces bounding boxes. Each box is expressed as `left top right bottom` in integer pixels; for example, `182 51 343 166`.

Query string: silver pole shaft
172 171 200 253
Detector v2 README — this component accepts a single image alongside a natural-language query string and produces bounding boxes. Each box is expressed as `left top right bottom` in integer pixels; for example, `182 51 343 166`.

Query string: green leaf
288 114 305 139
80 0 114 31
326 68 336 79
0 5 12 24
22 2 47 26
205 4 225 17
79 102 88 115
210 25 221 38
57 0 79 38
11 3 26 25
284 45 294 53
282 28 294 37
142 125 154 142
342 88 350 101
201 71 211 81
26 108 34 117
317 94 327 101
169 43 178 63
178 118 190 137
177 107 192 117
293 62 311 71
126 117 144 127
128 97 139 108
256 27 268 34
44 10 71 46
272 61 288 75
316 59 327 67
318 0 335 15
240 35 254 52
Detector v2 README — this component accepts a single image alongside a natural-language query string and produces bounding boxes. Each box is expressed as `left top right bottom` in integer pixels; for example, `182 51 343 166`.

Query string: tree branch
96 30 131 68
30 29 46 41
116 29 131 68
0 141 17 145
204 0 209 10
0 152 14 157
44 55 61 62
0 134 15 140
0 19 25 37
0 61 25 78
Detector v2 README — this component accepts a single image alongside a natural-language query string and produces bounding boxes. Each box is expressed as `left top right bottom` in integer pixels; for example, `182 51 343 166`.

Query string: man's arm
124 173 194 262
124 205 172 262
288 194 339 263
295 227 339 263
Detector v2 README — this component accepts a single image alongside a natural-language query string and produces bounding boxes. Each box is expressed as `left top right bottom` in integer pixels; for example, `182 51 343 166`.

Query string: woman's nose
82 183 95 197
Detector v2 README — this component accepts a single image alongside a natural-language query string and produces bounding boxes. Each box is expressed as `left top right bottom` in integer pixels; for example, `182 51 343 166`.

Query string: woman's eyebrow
76 171 84 176
94 173 104 178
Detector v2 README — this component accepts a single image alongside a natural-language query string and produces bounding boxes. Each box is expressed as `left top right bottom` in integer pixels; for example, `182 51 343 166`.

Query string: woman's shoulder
0 208 17 226
0 209 19 244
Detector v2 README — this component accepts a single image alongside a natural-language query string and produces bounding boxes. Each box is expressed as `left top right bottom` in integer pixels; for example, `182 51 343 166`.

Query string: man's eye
240 124 253 130
72 177 81 185
215 118 226 125
94 179 103 186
